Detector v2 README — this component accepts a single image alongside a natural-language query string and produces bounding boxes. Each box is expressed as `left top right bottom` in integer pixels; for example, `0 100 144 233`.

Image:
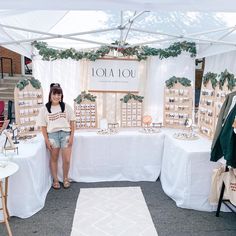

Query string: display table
0 135 51 219
160 129 220 211
58 130 165 182
0 128 223 219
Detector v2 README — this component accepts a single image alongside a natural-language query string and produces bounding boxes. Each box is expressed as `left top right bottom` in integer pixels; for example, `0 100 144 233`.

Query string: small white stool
0 161 19 236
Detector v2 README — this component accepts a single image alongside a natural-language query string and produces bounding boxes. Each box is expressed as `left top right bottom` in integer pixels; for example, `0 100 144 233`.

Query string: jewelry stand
2 131 18 155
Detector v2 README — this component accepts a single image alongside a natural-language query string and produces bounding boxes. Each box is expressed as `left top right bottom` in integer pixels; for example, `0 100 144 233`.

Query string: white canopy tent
1 1 236 122
0 1 236 58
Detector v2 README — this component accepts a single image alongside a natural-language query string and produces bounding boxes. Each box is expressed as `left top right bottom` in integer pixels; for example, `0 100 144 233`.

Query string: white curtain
33 54 195 125
33 57 82 106
204 50 236 75
144 53 195 122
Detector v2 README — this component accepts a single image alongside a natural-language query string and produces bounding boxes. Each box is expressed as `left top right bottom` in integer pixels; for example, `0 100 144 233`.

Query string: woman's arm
41 126 52 151
68 121 75 146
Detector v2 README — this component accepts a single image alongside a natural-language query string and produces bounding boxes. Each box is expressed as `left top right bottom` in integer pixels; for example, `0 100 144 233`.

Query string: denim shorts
48 131 71 149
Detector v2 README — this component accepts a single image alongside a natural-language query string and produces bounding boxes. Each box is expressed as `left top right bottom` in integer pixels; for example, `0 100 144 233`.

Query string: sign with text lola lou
89 59 139 92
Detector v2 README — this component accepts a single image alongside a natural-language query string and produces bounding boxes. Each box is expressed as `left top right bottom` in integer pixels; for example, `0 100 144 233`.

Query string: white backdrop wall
33 54 195 125
204 50 236 75
144 53 195 122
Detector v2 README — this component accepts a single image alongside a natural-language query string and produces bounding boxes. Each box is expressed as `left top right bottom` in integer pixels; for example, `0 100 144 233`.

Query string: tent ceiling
2 0 236 12
1 8 236 58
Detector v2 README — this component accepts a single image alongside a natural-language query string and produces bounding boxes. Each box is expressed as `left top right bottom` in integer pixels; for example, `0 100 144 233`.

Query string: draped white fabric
144 53 195 122
33 57 82 106
33 54 194 124
204 50 236 75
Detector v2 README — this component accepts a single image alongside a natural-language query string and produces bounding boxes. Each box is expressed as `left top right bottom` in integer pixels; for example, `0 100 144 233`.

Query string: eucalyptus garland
74 91 97 104
120 92 144 103
16 77 41 90
32 40 196 62
202 72 218 89
218 69 236 91
165 76 191 88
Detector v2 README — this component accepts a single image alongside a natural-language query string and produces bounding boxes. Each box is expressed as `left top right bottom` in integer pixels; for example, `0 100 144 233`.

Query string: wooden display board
14 84 43 135
163 83 193 128
120 99 143 127
215 83 236 127
74 101 97 129
198 82 216 138
198 82 236 139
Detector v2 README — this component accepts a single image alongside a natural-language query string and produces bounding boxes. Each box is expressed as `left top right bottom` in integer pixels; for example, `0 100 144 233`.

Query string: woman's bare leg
61 147 72 181
50 148 60 182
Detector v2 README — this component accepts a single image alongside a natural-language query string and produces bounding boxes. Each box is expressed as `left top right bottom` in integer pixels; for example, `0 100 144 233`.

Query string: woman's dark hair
45 83 65 113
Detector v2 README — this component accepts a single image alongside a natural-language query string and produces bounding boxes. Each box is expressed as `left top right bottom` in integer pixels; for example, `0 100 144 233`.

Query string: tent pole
0 28 118 46
131 28 180 38
119 11 124 44
129 37 177 47
0 23 58 37
187 25 236 37
121 11 148 28
124 11 137 43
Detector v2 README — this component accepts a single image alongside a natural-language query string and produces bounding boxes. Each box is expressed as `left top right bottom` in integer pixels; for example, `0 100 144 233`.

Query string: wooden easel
2 130 18 155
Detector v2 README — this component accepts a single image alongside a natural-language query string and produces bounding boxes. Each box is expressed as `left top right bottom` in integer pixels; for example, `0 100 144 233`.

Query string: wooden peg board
198 80 236 139
163 83 193 129
74 101 97 129
120 99 143 127
198 82 216 139
14 83 43 135
215 83 236 128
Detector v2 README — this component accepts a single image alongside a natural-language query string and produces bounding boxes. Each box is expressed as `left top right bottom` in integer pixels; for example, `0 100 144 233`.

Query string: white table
58 130 165 182
0 128 224 220
160 129 220 211
0 161 19 236
0 135 51 219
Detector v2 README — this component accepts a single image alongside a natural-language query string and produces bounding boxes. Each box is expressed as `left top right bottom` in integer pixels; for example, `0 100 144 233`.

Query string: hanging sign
89 59 139 92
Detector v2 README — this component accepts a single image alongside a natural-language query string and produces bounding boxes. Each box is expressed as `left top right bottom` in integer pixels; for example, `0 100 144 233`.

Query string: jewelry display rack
74 101 97 129
163 82 193 129
120 99 143 127
14 83 43 135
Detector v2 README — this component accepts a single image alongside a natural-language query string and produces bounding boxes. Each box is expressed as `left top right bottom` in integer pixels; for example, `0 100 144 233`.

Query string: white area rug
70 187 158 236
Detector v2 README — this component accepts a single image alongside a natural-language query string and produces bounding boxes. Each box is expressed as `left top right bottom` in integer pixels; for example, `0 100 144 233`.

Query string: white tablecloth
160 129 220 211
0 128 224 219
0 135 51 219
58 131 165 182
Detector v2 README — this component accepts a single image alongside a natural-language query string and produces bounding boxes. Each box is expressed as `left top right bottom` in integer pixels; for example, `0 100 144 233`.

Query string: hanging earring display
198 70 236 139
163 79 193 129
14 78 43 137
74 92 97 129
120 94 144 128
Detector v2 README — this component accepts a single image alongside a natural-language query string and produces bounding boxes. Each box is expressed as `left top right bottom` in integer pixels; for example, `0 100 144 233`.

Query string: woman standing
37 83 75 189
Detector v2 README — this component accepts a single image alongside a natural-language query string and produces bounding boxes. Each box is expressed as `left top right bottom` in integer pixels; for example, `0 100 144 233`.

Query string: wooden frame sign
89 59 140 92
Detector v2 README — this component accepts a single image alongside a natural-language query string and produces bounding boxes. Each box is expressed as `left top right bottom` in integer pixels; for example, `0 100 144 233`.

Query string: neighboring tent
1 1 236 58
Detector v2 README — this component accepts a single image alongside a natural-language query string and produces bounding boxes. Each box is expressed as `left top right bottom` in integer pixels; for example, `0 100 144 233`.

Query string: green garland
74 91 97 104
165 76 191 89
202 72 218 89
16 77 41 90
218 69 236 91
120 92 144 103
32 40 196 62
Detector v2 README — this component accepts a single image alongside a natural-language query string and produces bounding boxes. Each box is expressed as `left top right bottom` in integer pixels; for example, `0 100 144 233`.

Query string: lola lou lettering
92 68 136 78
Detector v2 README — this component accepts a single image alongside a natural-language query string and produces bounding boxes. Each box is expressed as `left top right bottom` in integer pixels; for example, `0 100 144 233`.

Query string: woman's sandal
52 181 61 190
63 178 71 189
